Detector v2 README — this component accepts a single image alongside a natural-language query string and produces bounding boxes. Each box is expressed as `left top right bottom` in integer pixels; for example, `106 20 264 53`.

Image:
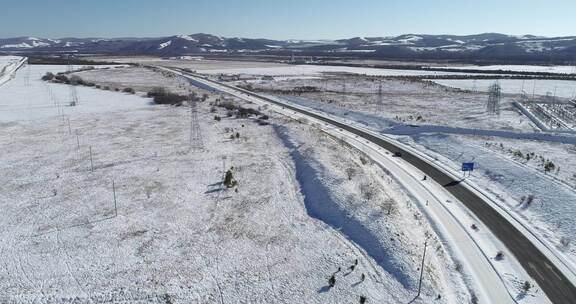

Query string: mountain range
1 33 576 63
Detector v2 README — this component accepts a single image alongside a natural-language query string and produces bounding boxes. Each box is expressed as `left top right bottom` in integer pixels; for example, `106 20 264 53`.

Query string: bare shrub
345 167 356 180
454 261 463 273
41 72 55 81
360 183 375 201
147 87 187 105
524 194 535 208
522 281 531 292
224 169 237 188
560 237 571 250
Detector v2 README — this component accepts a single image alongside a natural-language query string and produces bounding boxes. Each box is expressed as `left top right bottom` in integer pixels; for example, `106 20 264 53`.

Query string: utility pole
112 180 117 217
89 146 94 172
67 55 79 107
76 130 80 149
416 239 428 298
342 78 347 103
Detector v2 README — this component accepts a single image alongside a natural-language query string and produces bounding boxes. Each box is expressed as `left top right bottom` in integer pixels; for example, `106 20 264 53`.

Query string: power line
377 80 383 113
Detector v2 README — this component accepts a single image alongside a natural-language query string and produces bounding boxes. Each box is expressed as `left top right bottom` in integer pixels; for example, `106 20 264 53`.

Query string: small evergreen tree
328 275 336 288
224 169 237 188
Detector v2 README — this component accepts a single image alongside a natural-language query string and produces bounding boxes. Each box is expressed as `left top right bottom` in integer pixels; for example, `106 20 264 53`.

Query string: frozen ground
249 82 576 276
244 76 537 132
272 123 470 303
179 70 561 302
432 79 576 99
0 64 468 303
480 137 576 188
0 65 151 122
74 66 195 95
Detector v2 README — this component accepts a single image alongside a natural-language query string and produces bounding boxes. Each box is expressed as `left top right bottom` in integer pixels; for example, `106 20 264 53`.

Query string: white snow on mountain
176 34 198 42
1 40 51 49
158 40 172 49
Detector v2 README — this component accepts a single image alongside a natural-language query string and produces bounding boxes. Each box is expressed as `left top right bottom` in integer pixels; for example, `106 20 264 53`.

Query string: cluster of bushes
43 72 95 86
237 84 320 96
216 101 262 118
147 87 188 105
60 66 95 75
42 72 136 94
293 86 320 93
544 160 556 173
41 72 55 81
486 142 560 174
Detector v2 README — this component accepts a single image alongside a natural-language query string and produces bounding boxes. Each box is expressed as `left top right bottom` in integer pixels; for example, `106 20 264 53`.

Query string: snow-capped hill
2 33 576 63
176 35 198 42
0 37 54 49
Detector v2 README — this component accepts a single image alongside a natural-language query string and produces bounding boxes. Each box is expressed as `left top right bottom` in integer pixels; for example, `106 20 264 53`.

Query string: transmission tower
67 55 79 106
487 81 501 115
377 80 383 113
342 78 347 103
189 95 204 151
323 77 329 102
23 62 31 87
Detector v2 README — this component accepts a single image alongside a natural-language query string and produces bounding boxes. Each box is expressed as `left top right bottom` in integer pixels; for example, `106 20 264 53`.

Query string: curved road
174 68 576 303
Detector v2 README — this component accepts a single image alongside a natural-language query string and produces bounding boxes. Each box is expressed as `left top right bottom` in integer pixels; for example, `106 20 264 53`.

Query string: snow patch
158 40 172 50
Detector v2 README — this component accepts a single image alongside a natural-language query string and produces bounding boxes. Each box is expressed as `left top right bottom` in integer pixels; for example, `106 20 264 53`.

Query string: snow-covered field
0 64 471 303
243 76 537 132
431 65 576 75
196 64 496 77
0 65 150 122
74 66 191 95
179 71 560 302
432 79 576 99
244 78 576 276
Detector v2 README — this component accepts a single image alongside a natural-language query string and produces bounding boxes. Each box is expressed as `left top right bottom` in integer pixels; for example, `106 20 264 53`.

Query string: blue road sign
462 162 475 172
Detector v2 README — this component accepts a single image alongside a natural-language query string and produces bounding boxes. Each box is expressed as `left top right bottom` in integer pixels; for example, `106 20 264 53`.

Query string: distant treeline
385 74 576 81
302 61 576 78
261 48 576 65
27 56 120 66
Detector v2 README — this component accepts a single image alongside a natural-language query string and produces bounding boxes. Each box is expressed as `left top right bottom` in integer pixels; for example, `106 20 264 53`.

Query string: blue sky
1 0 575 39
